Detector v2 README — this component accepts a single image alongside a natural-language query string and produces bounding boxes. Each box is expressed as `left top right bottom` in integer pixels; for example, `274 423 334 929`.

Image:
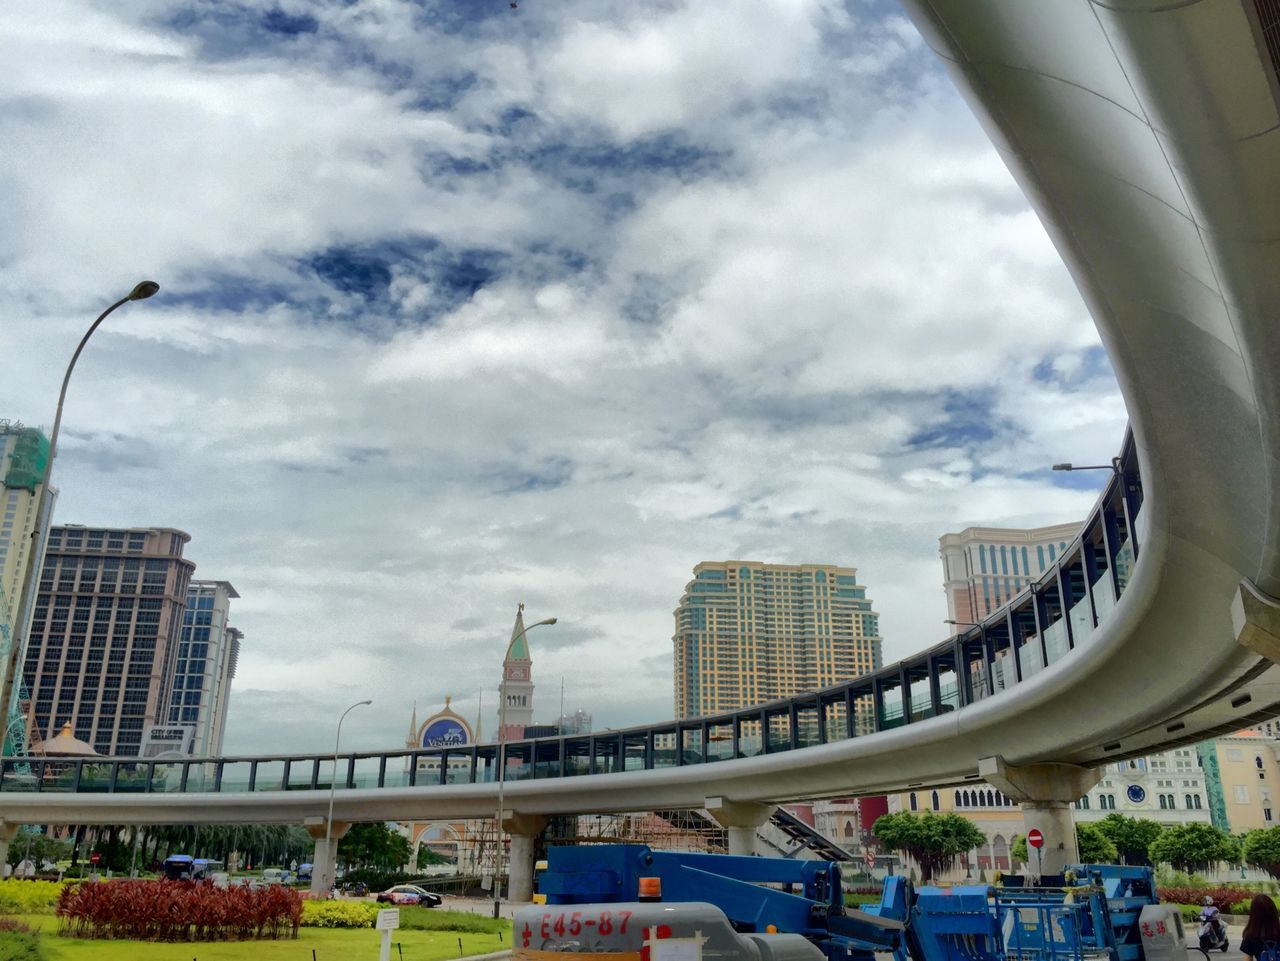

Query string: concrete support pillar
980 756 1101 876
1233 580 1280 661
0 822 19 878
304 818 350 897
502 813 548 904
705 797 775 857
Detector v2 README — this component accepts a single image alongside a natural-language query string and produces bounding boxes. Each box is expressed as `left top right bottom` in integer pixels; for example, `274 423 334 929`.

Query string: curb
464 952 512 961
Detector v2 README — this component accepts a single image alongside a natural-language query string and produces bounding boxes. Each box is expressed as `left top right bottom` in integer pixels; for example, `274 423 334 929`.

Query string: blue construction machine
514 847 1183 961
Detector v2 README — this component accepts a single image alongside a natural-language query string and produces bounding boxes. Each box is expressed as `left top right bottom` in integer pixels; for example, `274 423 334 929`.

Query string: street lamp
493 615 557 918
944 620 978 628
1051 458 1122 473
0 282 161 756
324 698 372 895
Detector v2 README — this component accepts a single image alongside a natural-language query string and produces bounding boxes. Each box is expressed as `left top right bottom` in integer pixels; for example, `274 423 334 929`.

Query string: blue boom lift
514 846 1175 961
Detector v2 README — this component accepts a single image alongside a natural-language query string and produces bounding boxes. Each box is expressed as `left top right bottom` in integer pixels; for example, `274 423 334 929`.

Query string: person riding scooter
1199 896 1230 953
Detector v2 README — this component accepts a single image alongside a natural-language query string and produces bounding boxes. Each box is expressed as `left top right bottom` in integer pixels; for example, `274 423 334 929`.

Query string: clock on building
1126 784 1146 804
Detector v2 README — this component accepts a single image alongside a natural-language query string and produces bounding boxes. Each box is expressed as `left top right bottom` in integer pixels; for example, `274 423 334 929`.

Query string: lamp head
544 617 558 625
359 699 373 707
128 281 160 301
1051 463 1072 471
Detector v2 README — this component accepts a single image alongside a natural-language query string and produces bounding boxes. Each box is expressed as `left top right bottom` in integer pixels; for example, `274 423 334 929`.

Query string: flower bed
1159 887 1255 913
56 879 302 941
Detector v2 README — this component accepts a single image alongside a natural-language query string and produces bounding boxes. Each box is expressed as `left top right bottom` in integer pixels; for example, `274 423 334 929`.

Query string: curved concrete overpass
3 1 1279 844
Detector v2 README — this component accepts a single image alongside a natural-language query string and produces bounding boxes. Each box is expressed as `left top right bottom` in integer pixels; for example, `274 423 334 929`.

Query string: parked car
376 884 442 907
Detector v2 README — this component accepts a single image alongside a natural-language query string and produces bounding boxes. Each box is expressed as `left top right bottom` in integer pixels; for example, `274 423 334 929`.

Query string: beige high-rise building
0 422 57 728
673 561 882 720
23 525 195 756
939 523 1082 624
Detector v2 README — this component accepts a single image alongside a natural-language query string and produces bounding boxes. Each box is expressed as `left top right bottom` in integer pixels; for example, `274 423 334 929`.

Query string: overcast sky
0 0 1126 755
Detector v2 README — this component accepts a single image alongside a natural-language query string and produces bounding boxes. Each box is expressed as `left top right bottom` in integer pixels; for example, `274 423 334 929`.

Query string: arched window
1258 756 1266 769
1080 795 1089 810
1185 794 1193 809
843 820 855 838
1168 794 1176 809
955 791 962 807
985 790 994 807
1159 795 1167 809
1193 795 1203 809
932 791 940 811
910 792 918 811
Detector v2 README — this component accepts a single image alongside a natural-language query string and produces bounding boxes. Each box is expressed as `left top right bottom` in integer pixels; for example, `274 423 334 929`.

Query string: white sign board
376 909 401 931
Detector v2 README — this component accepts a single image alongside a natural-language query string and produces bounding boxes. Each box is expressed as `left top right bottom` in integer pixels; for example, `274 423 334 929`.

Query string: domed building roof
41 721 99 757
409 697 473 750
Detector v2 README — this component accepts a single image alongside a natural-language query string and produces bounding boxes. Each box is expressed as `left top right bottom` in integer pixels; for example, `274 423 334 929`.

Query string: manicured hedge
301 900 378 928
56 879 302 941
0 881 63 915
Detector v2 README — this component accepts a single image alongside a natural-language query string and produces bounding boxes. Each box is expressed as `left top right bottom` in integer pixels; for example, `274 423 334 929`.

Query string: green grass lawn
13 913 511 961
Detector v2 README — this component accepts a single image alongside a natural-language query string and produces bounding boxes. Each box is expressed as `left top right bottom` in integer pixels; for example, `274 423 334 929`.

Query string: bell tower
499 603 534 742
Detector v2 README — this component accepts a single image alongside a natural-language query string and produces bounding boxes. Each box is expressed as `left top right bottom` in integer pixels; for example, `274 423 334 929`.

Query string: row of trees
11 821 418 875
871 812 1280 881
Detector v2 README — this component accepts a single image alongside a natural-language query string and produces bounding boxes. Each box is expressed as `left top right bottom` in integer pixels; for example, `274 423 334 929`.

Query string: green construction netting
3 429 48 492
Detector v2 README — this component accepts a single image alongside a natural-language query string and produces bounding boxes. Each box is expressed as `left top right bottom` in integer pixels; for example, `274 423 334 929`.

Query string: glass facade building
22 526 194 756
673 561 883 720
159 580 241 757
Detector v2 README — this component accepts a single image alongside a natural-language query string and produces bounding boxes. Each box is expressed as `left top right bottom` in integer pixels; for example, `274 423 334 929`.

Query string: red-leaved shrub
56 879 302 941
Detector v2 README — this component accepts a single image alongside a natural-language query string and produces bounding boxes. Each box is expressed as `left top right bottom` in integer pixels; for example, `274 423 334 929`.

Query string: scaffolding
0 588 30 758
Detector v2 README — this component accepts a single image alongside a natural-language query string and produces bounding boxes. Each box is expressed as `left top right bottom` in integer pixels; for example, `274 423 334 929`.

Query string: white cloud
0 0 1125 754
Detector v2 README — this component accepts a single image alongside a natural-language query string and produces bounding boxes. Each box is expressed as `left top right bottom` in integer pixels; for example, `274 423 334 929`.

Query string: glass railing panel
287 759 316 791
564 738 591 777
534 742 562 779
383 757 413 788
591 736 620 775
652 730 678 768
852 693 876 736
185 762 216 793
909 678 933 721
113 763 147 793
1017 635 1043 678
623 735 648 771
1043 619 1070 664
1093 570 1116 622
412 756 445 786
504 745 532 781
765 710 792 752
879 684 904 730
252 760 285 792
41 762 78 793
351 756 381 789
1115 539 1134 596
219 761 252 793
475 747 498 783
0 761 38 792
680 727 705 764
706 722 734 761
1069 592 1095 646
938 672 961 712
146 762 183 793
795 704 820 748
736 718 762 758
992 650 1014 692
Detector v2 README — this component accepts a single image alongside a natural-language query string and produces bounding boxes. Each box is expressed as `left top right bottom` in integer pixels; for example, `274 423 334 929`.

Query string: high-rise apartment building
147 580 241 757
0 423 56 721
673 561 883 720
939 523 1081 624
23 525 195 756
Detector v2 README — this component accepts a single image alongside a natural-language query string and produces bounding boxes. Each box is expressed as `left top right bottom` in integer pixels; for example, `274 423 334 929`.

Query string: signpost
1027 828 1044 881
377 908 400 961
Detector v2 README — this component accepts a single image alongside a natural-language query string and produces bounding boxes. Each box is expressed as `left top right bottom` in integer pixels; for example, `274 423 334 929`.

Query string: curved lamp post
324 698 372 894
493 616 557 917
0 282 161 756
